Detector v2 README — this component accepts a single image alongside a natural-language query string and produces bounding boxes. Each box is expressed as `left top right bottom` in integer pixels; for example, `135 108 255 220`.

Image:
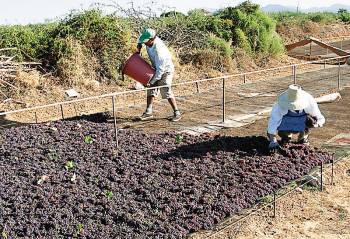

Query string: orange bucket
122 53 155 85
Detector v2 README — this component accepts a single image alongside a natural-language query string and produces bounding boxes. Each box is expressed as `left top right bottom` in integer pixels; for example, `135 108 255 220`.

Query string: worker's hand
145 81 153 87
306 115 318 128
145 76 157 87
136 43 142 54
268 141 282 153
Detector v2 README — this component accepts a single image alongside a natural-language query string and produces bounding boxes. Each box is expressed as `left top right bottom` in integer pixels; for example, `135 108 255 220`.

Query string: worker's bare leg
168 98 181 121
146 96 155 113
139 96 155 120
167 98 178 112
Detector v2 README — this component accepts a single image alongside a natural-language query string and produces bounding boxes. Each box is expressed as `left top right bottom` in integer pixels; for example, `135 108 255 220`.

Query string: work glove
268 141 282 153
313 122 323 128
136 43 142 54
306 115 318 128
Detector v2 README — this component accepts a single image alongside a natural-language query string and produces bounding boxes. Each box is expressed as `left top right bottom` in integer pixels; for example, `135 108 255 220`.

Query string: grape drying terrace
0 57 349 238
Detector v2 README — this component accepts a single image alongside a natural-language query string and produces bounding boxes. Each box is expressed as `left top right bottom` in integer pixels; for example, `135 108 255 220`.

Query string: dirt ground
277 22 350 44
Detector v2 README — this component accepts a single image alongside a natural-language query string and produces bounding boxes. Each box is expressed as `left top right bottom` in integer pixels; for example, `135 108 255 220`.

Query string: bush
49 10 133 81
308 13 337 23
217 1 284 56
270 12 338 25
234 28 252 53
0 23 56 61
0 4 287 84
207 34 233 57
339 11 350 23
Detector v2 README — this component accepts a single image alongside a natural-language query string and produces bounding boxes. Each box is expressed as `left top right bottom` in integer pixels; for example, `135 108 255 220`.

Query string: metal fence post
273 191 276 218
60 104 64 120
338 59 341 90
34 111 38 124
112 96 119 148
293 65 297 84
196 82 200 94
340 39 343 49
320 162 323 191
222 78 226 123
309 42 312 60
331 157 334 186
243 74 247 84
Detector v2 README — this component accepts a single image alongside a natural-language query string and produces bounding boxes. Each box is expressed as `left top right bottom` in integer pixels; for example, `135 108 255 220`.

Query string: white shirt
146 37 174 84
267 91 325 135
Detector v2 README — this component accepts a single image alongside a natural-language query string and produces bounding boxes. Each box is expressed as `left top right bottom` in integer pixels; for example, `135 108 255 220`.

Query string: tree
338 8 348 14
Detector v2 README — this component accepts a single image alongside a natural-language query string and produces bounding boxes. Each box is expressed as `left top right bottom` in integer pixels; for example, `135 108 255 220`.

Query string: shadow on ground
160 135 270 160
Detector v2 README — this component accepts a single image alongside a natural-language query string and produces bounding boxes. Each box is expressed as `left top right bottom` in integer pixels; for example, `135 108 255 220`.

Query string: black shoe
138 113 153 121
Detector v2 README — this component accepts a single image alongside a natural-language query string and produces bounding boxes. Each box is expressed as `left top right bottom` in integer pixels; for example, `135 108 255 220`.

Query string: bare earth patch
232 156 350 239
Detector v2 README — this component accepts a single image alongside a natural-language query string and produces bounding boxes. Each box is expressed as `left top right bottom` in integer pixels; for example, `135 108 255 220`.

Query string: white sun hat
277 84 309 110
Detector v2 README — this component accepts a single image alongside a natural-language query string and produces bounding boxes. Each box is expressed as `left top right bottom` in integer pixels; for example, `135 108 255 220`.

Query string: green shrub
234 28 252 53
308 12 337 23
207 34 233 57
339 11 350 23
217 1 284 56
0 23 55 61
0 4 288 83
50 10 133 81
270 11 338 25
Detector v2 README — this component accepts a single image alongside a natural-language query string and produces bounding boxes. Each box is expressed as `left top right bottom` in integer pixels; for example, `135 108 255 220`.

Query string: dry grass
57 37 100 90
277 22 350 44
15 69 41 88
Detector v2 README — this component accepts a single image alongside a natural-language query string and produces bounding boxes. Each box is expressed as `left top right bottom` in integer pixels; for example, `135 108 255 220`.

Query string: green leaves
84 135 93 144
104 190 113 200
1 230 8 239
216 1 284 56
65 161 75 170
175 134 184 144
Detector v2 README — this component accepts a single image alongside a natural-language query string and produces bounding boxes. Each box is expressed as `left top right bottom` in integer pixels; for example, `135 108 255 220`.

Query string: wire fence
0 55 349 142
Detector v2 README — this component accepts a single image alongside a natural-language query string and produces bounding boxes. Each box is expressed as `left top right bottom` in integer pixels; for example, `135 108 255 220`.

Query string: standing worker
267 84 325 152
136 28 182 122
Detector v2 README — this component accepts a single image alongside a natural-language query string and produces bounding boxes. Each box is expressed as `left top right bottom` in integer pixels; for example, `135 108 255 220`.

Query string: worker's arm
136 43 142 54
267 103 285 137
305 94 325 127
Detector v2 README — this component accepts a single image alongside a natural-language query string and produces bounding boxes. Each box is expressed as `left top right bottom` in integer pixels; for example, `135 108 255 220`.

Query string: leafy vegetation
270 10 350 25
0 1 347 86
104 190 114 200
84 135 93 144
65 161 75 170
338 9 350 23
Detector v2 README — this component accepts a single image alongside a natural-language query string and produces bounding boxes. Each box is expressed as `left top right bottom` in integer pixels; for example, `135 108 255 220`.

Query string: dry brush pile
0 120 332 238
0 48 42 100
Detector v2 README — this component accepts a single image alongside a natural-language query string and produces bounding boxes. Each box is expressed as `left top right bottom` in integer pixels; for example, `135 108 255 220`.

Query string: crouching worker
136 28 181 122
267 84 325 152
